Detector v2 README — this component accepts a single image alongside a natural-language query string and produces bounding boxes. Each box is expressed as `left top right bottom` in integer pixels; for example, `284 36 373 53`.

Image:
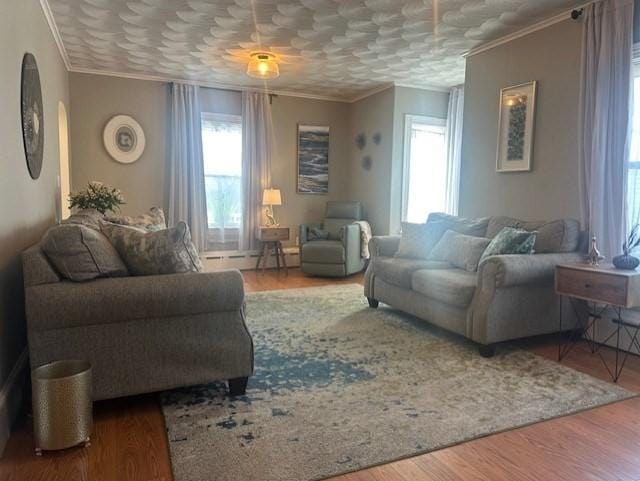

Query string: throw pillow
480 227 537 263
101 221 204 276
486 216 580 253
106 207 167 232
429 230 491 272
307 227 329 241
42 224 129 282
395 222 434 259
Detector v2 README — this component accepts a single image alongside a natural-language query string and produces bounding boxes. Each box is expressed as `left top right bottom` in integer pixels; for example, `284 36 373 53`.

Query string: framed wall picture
21 53 44 180
496 81 537 172
297 124 329 194
103 115 146 164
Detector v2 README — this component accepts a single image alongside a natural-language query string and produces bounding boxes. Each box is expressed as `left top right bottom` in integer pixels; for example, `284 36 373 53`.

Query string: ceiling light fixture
246 52 279 80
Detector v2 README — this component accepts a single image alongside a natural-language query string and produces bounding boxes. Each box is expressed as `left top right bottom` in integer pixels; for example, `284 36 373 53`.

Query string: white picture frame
496 81 537 173
103 115 146 164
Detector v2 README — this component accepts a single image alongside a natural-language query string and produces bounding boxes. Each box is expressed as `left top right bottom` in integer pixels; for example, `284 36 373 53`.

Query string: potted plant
68 181 125 215
613 224 640 270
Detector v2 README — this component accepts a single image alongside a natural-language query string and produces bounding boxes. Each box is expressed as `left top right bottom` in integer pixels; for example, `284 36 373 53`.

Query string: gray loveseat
365 214 583 357
22 244 254 401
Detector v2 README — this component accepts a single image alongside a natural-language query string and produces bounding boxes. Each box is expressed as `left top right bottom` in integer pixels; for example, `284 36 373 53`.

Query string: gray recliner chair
299 201 366 277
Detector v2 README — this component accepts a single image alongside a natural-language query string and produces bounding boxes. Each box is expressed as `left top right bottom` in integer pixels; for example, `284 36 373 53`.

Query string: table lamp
262 188 282 227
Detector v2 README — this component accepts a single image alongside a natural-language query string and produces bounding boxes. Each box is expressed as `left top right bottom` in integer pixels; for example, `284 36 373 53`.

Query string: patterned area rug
162 284 633 481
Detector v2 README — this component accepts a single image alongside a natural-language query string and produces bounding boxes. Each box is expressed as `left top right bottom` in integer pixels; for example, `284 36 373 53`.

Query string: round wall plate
103 115 145 164
21 53 44 179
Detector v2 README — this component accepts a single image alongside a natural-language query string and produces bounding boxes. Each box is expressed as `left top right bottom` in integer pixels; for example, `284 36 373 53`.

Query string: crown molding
39 0 71 70
393 82 451 94
464 1 597 58
348 83 395 103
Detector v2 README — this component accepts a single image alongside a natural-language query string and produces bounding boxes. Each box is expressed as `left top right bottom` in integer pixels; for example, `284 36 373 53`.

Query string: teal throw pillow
480 227 537 263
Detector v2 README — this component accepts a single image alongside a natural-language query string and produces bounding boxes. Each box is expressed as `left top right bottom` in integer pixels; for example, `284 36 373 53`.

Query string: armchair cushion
412 268 477 308
326 201 362 220
25 269 245 331
301 240 345 264
307 227 330 241
323 218 353 240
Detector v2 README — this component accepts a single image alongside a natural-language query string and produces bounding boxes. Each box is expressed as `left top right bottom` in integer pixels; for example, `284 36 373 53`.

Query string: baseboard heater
201 248 300 271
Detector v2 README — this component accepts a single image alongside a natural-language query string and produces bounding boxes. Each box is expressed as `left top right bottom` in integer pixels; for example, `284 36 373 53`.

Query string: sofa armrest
369 236 401 258
478 252 585 288
299 223 322 245
25 269 245 331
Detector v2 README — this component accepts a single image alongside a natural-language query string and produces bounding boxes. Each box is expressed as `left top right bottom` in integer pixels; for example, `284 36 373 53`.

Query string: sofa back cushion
396 214 489 260
487 216 580 253
61 208 105 231
41 224 129 282
22 245 61 287
428 230 491 272
101 221 203 276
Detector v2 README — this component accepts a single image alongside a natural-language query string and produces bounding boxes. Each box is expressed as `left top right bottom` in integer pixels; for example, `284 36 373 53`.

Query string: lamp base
265 206 279 227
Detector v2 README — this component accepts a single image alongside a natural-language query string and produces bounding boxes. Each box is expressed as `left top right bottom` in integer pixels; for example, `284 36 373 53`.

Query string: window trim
401 114 447 223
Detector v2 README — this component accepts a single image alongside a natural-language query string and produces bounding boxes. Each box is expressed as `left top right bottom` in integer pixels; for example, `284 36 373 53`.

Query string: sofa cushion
62 208 105 231
411 269 477 308
487 216 580 253
480 227 536 263
429 230 491 272
301 240 345 264
101 222 203 276
374 256 450 289
42 224 129 282
106 207 167 232
396 215 490 260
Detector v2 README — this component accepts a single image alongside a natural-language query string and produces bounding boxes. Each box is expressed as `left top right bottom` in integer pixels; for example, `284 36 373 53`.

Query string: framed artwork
297 124 329 194
496 81 537 172
103 115 146 164
21 53 44 180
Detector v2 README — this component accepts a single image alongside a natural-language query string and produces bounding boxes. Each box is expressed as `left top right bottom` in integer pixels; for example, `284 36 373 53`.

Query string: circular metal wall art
103 115 145 163
21 53 44 179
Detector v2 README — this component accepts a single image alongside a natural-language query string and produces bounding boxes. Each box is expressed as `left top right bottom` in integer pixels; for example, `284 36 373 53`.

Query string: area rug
161 284 633 481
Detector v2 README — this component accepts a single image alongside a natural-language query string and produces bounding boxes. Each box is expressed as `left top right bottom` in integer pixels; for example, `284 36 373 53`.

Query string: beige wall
69 74 351 247
391 86 450 233
70 73 168 216
0 0 69 448
459 19 582 222
347 87 396 235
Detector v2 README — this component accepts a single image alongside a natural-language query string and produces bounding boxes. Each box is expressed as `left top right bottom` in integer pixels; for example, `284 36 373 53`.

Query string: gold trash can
31 360 93 455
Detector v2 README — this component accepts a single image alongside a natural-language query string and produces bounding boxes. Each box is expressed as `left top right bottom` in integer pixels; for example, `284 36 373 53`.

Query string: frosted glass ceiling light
247 52 279 79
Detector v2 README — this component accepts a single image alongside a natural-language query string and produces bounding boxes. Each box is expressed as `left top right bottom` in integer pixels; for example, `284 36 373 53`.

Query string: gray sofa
22 244 254 401
299 201 366 277
365 214 583 357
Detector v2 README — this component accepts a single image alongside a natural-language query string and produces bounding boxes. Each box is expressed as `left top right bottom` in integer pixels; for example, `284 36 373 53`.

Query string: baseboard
0 349 28 457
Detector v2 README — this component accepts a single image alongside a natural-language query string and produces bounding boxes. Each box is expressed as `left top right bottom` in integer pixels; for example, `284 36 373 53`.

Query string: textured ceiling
47 0 583 101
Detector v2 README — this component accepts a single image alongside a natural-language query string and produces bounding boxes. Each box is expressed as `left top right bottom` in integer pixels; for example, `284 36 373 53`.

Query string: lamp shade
262 188 282 206
247 53 280 80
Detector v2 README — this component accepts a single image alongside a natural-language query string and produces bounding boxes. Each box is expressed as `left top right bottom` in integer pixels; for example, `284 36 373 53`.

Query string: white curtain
578 0 634 258
168 83 208 252
241 91 273 251
444 86 464 215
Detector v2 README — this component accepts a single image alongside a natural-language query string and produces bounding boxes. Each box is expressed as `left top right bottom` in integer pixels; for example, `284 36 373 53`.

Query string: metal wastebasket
31 360 93 455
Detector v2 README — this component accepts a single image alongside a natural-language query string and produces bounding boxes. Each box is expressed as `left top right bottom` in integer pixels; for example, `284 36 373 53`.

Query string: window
401 115 447 224
628 70 640 230
201 112 242 251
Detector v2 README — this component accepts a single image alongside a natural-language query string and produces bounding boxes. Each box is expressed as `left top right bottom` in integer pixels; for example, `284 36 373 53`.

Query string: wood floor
2 268 640 481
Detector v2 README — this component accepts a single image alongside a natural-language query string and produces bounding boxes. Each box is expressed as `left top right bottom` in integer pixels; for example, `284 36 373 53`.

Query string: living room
1 0 639 480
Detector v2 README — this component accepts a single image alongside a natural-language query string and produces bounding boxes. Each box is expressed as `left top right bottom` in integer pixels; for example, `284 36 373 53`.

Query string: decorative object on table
297 124 329 194
69 181 125 215
255 226 289 274
586 236 605 266
32 360 92 455
496 81 537 172
262 188 282 227
162 284 631 481
103 114 146 163
556 263 640 382
612 224 640 270
355 132 366 150
372 131 382 145
361 155 372 171
21 53 44 180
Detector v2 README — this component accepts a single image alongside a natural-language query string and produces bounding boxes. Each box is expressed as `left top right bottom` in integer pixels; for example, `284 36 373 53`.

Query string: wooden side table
255 227 290 274
555 263 640 381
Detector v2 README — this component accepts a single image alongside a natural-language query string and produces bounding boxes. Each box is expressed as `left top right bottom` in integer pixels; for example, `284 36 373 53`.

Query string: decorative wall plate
21 53 44 179
103 115 146 163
